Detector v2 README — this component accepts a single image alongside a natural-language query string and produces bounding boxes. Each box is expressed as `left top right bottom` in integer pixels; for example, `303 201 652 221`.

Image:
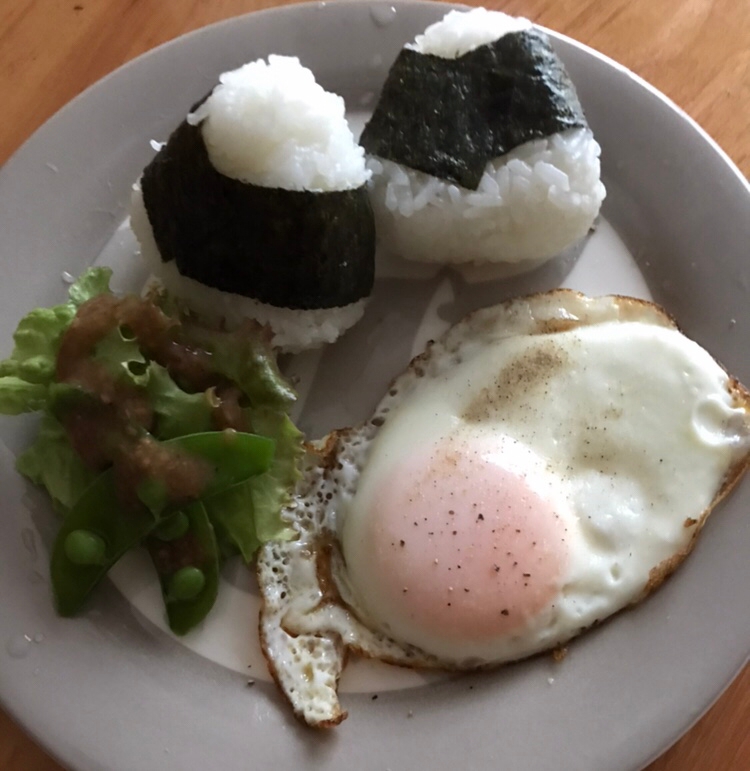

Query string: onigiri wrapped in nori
360 8 606 268
131 55 375 352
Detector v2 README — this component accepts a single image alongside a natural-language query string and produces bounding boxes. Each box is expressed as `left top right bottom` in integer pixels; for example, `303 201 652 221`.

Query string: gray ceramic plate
1 2 749 770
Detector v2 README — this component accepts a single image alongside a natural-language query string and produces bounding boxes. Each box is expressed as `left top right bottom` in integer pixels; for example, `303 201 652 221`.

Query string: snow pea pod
50 431 274 616
146 501 219 635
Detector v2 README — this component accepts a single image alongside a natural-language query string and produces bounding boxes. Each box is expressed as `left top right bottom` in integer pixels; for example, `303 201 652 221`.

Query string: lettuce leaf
146 363 213 439
0 377 49 415
3 268 302 564
93 324 148 387
184 325 296 411
0 305 76 387
204 407 300 561
0 267 113 412
249 408 302 540
15 412 97 514
176 318 303 559
67 268 112 306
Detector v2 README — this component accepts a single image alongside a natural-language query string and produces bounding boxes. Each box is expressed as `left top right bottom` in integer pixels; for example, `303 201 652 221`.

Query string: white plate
1 2 749 770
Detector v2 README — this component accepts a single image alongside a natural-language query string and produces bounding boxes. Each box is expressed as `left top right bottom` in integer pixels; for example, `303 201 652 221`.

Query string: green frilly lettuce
0 267 111 409
0 267 301 559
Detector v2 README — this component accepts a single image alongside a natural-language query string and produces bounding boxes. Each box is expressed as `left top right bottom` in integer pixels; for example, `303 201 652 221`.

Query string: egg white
258 291 750 727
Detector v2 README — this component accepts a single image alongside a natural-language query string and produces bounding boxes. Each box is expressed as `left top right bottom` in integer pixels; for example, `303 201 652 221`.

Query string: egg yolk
353 434 570 647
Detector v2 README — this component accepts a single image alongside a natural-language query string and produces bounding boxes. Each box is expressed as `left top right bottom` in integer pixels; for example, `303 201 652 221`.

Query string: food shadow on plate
291 231 588 439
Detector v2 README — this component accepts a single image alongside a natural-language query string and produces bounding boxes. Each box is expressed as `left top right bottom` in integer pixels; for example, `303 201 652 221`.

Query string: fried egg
258 291 750 727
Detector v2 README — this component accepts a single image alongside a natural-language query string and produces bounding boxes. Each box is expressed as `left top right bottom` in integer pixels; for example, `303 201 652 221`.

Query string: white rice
130 186 366 353
367 128 605 265
367 9 606 266
409 8 531 57
189 55 369 192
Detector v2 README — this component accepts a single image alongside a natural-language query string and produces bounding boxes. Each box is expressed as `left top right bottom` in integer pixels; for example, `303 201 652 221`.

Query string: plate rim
1 3 749 771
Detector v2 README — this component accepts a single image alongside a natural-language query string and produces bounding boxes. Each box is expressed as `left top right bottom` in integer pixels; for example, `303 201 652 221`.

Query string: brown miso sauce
53 293 251 508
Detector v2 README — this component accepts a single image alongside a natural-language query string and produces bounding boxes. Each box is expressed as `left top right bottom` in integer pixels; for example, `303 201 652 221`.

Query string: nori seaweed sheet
140 119 375 310
359 29 588 191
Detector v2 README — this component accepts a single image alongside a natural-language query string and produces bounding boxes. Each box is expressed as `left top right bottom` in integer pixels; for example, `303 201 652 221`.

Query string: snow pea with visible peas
50 431 274 618
147 501 220 635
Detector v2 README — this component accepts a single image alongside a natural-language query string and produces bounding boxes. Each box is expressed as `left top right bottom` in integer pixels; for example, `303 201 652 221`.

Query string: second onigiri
360 9 606 269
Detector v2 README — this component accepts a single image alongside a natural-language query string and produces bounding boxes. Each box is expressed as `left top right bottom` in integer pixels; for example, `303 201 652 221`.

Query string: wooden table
1 0 749 768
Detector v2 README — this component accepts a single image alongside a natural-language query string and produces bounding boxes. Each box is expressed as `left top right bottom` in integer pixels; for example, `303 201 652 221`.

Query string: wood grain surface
1 0 748 769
